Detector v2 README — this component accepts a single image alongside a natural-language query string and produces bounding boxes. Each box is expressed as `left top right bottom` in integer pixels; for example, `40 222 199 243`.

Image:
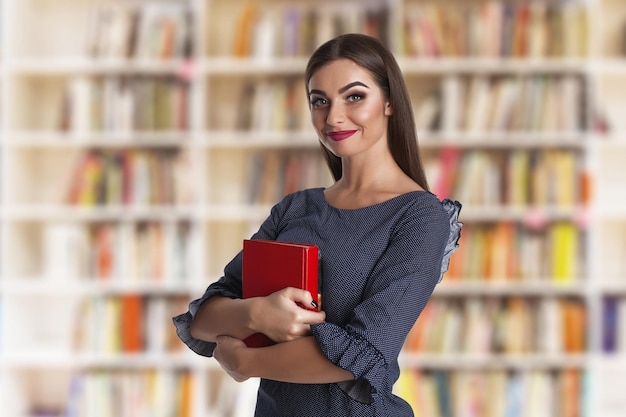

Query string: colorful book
242 239 320 348
602 297 619 353
121 294 144 352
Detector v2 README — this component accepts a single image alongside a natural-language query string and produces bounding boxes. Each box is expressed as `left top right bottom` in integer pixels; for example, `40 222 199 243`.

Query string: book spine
306 246 319 308
402 3 587 58
67 149 193 207
405 296 586 355
399 368 583 416
60 76 190 133
66 369 193 416
437 75 584 133
75 294 190 353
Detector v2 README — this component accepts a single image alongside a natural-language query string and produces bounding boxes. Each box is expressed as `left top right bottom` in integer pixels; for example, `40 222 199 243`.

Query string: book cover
242 239 319 348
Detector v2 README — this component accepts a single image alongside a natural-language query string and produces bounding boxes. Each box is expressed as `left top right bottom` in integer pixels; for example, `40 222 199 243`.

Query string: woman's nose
326 102 345 125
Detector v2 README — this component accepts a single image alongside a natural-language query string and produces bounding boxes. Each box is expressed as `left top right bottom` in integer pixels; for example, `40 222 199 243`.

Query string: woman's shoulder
276 187 324 205
396 192 462 234
270 188 325 215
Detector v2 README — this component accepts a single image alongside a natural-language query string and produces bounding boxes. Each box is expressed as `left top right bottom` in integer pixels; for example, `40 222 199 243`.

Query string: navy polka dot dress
173 188 462 417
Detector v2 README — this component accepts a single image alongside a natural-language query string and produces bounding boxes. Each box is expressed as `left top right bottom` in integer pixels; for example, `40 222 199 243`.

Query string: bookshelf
0 0 625 416
0 0 4 412
591 2 626 417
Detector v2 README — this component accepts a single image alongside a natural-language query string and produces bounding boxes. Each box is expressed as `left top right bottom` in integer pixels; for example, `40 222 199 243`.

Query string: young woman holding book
173 33 462 416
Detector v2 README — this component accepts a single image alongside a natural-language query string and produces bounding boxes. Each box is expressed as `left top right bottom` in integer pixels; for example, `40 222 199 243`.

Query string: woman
173 33 462 416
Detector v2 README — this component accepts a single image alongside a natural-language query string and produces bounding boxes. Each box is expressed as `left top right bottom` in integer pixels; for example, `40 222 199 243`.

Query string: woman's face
307 59 392 159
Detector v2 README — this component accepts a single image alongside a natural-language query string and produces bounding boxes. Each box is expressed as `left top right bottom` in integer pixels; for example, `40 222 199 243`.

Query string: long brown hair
305 33 429 191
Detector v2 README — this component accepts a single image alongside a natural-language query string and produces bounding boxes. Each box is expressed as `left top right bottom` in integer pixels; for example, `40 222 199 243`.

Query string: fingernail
311 300 319 309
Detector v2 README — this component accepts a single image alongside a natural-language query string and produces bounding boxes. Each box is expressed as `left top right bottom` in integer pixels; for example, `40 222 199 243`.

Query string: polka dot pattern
173 188 461 416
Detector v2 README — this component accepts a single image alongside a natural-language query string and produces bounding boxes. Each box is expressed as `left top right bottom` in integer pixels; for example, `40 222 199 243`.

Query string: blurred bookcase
0 0 625 416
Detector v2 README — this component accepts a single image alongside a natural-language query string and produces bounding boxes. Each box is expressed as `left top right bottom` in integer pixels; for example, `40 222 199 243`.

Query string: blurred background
0 0 625 416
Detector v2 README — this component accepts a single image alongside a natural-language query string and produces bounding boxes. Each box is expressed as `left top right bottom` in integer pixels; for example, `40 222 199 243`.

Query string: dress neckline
314 187 434 212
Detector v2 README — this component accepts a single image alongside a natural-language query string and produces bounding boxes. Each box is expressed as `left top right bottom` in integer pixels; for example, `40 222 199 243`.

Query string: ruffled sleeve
438 199 463 283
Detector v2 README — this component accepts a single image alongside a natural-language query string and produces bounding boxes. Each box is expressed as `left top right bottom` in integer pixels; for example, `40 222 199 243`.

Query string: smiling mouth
326 130 357 141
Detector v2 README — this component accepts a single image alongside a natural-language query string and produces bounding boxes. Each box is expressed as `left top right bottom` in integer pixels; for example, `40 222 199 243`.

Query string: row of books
54 74 584 135
223 74 584 134
233 79 309 132
43 221 197 282
395 368 583 417
403 2 587 58
232 3 388 58
603 296 626 353
86 3 193 60
59 76 190 133
245 150 330 205
428 148 585 207
66 369 192 417
74 294 188 354
66 149 194 207
405 297 586 354
446 221 582 282
434 74 584 133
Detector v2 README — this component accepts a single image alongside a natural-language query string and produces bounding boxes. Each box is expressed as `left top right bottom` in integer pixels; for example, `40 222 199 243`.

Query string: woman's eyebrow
308 81 370 97
338 81 369 94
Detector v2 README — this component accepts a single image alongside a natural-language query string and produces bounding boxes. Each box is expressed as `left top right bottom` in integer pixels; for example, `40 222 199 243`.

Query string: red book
121 294 143 352
242 239 320 348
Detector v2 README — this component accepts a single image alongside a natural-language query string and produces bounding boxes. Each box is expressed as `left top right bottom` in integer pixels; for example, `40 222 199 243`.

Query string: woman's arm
190 296 256 342
190 287 326 343
214 334 354 384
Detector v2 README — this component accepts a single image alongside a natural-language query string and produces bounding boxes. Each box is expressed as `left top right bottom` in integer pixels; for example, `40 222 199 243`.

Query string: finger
216 335 237 348
298 309 326 325
284 287 316 308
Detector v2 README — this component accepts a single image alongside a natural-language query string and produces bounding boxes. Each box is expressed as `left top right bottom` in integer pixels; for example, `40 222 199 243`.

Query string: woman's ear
384 102 393 116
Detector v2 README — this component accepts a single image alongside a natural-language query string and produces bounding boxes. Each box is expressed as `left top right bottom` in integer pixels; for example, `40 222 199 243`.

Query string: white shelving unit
0 0 5 411
0 0 625 416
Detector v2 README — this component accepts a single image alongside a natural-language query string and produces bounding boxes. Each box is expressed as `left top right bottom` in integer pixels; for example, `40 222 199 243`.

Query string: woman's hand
250 287 326 343
214 335 251 382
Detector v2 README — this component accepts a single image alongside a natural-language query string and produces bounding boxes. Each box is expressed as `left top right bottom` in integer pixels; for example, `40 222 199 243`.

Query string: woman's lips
326 130 357 141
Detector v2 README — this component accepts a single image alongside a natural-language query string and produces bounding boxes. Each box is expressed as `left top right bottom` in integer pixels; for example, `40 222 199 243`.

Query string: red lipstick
326 130 357 141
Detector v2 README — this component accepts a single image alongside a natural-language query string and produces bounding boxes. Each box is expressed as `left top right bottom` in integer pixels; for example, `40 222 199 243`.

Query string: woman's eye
310 98 327 108
347 93 364 102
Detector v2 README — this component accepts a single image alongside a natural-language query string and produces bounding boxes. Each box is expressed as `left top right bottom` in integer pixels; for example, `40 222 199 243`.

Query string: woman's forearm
244 336 354 384
190 296 257 342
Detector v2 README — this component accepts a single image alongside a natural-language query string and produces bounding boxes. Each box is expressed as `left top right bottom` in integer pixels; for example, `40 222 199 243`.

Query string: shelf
1 280 202 296
204 130 318 148
3 130 589 149
591 354 626 368
1 352 213 369
4 131 194 148
206 203 272 221
434 281 588 297
456 205 588 222
1 204 593 223
594 206 626 219
399 353 588 369
4 205 200 221
398 57 590 74
8 58 193 76
8 56 601 77
597 281 626 294
204 205 593 223
205 57 591 75
205 56 307 75
418 131 587 148
590 58 626 74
